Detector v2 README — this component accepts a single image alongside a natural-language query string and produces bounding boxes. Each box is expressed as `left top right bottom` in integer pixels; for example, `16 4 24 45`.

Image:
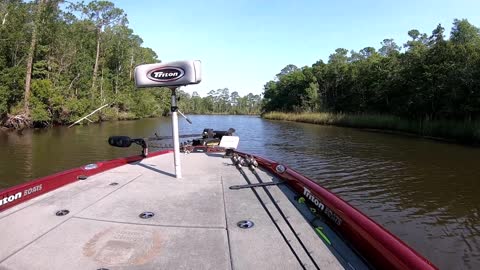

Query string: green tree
261 19 480 125
73 0 126 98
24 0 48 117
276 64 298 79
450 19 480 45
379 39 400 56
1 0 162 127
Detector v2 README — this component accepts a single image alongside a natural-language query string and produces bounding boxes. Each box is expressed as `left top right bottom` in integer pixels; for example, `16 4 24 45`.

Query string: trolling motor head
134 60 202 88
108 136 148 157
134 60 203 179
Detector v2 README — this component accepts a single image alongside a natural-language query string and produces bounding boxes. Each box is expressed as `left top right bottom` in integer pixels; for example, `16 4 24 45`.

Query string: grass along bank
262 112 480 144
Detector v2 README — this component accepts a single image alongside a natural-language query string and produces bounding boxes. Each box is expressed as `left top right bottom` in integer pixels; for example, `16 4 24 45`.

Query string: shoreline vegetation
263 112 480 144
0 88 262 130
261 19 480 146
0 111 261 132
0 1 261 130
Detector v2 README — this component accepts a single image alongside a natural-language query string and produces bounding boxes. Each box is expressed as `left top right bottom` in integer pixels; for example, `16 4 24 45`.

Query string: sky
114 0 480 97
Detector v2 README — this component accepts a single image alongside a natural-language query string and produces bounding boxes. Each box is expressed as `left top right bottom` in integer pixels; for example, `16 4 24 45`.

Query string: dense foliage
0 0 259 129
263 20 480 123
181 89 261 115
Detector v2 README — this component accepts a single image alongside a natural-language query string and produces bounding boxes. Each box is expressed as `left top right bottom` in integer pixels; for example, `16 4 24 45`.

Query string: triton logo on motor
147 67 185 82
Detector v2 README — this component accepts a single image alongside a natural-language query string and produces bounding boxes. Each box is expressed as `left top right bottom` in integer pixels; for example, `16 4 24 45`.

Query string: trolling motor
107 60 201 178
108 136 148 157
202 128 236 139
133 60 202 178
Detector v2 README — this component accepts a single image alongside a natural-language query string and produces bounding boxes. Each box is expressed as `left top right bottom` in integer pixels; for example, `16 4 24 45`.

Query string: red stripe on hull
0 150 172 212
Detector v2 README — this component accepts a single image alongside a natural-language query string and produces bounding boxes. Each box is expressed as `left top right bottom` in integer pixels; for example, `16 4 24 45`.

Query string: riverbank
0 112 260 131
262 112 480 144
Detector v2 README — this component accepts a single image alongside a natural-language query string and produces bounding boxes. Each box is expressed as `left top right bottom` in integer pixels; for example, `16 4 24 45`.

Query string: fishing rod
242 155 321 270
146 133 202 141
147 127 236 141
230 154 307 270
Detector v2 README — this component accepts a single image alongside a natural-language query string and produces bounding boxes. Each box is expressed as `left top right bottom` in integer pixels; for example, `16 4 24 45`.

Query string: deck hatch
139 211 155 219
237 220 254 229
55 209 70 216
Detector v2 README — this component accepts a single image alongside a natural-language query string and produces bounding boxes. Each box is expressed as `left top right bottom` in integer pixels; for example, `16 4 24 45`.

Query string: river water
1 115 479 269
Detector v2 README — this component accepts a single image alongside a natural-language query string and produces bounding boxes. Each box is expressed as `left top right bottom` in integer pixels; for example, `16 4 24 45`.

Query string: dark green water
1 115 479 269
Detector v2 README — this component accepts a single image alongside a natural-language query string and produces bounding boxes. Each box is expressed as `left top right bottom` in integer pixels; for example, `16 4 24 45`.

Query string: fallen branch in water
68 103 109 128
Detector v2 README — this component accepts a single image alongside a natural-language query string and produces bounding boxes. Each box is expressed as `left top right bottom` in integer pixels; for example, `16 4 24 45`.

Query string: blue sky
115 0 480 97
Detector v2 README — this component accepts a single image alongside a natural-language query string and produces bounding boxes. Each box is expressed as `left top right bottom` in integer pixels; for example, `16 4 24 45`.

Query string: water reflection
0 131 33 187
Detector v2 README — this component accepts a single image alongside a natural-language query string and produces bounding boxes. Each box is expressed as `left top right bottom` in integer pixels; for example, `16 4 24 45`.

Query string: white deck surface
0 152 343 270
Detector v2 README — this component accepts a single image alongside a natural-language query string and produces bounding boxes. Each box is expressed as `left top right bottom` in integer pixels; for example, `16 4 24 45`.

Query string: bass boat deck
0 149 438 270
1 152 347 270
